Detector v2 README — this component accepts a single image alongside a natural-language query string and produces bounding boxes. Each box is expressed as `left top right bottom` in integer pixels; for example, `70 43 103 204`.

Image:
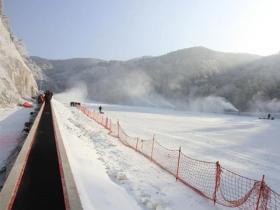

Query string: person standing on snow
99 105 103 113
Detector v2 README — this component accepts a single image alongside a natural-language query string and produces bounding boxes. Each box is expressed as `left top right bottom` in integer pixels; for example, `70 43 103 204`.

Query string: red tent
22 101 33 108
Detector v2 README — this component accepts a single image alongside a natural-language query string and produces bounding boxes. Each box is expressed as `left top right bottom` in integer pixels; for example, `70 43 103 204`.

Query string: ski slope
86 103 280 192
52 95 280 209
53 100 230 210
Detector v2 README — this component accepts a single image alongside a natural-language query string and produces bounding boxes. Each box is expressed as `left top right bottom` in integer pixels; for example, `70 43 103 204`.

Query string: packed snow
0 106 34 168
86 103 280 191
54 97 280 210
53 99 230 210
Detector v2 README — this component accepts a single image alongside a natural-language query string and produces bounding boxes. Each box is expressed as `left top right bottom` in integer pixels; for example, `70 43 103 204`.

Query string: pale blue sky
4 0 280 60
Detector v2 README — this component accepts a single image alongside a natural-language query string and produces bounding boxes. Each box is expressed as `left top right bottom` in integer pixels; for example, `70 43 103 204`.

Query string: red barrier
77 106 280 210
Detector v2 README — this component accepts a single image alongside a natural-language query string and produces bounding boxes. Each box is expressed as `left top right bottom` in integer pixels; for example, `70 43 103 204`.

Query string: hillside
0 16 37 107
31 47 280 112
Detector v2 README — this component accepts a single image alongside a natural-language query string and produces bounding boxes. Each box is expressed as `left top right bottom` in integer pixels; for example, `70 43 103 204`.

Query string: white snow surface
53 100 228 210
0 106 34 168
87 103 280 191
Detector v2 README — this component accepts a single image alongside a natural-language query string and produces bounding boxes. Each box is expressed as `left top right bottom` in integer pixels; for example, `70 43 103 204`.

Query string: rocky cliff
0 15 38 107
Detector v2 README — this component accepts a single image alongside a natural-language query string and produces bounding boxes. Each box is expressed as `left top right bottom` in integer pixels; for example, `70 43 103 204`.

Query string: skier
99 105 103 114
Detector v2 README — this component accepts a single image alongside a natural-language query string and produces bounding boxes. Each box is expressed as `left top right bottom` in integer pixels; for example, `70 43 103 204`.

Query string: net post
256 175 265 210
176 147 181 181
213 161 221 206
117 121 120 138
135 137 139 151
105 117 108 129
150 135 155 160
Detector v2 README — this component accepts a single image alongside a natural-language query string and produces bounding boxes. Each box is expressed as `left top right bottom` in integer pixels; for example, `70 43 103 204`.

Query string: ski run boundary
77 106 279 210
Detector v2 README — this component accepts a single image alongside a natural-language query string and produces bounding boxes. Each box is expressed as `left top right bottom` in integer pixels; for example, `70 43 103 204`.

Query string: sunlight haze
4 0 280 59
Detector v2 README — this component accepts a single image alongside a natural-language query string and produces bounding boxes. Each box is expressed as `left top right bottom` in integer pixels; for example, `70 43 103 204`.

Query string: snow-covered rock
0 16 38 107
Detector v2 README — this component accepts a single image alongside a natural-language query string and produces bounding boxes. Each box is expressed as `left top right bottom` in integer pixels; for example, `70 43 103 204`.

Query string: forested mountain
32 47 280 112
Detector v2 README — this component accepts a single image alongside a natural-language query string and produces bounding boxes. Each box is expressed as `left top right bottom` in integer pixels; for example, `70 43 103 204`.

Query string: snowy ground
85 103 280 192
88 104 280 192
53 100 229 210
0 106 34 169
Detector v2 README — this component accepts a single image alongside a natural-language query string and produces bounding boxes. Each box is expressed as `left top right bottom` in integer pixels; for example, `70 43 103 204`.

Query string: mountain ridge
31 47 280 112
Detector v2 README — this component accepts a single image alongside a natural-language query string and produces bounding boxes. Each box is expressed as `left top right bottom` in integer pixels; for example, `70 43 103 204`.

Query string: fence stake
150 135 155 160
105 118 108 129
256 175 265 210
176 147 181 181
213 161 221 206
135 137 139 151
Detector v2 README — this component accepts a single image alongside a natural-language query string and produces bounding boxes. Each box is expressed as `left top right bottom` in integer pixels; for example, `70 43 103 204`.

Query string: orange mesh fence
178 153 217 199
152 141 179 176
109 121 119 138
268 190 280 209
137 139 153 158
118 125 138 149
77 106 280 210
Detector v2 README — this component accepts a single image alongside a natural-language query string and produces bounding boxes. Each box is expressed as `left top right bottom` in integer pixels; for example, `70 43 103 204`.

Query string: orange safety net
77 106 280 210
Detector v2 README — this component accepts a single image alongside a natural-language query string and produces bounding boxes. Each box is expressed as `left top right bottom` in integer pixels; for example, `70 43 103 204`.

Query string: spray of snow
251 98 280 113
187 96 238 113
54 83 88 104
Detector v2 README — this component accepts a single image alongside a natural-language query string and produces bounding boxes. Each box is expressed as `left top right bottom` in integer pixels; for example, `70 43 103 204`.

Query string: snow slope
0 106 34 168
53 100 229 210
86 103 280 192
